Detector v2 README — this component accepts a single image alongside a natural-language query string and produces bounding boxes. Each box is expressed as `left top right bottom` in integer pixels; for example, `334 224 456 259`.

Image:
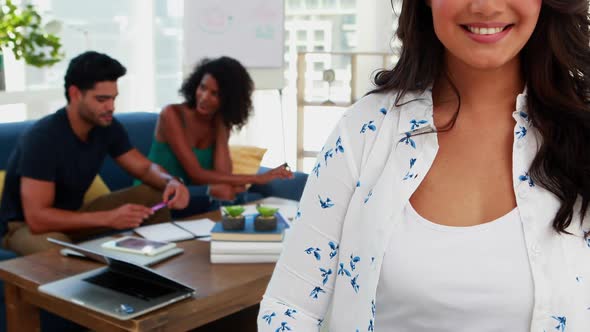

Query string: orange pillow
0 171 109 204
229 145 267 175
83 175 111 204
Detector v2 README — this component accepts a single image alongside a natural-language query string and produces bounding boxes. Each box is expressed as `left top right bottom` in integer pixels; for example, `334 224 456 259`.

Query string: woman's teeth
466 26 505 35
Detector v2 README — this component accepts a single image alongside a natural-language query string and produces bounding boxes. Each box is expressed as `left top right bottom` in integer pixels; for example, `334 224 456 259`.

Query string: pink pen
151 202 167 212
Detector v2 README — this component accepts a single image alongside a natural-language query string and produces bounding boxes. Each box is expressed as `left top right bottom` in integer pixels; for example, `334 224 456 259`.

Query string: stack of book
210 213 289 264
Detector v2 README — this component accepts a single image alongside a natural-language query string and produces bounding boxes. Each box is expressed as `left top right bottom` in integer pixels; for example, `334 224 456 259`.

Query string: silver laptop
38 238 196 320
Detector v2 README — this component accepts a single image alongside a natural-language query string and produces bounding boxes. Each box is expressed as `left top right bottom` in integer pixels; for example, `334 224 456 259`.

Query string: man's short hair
64 51 127 102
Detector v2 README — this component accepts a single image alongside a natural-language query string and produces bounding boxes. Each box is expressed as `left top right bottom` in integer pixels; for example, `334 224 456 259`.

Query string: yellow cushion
0 171 109 204
229 145 267 175
83 175 111 204
0 170 5 202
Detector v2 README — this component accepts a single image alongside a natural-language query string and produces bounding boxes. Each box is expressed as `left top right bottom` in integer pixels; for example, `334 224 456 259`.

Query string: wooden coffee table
0 209 277 332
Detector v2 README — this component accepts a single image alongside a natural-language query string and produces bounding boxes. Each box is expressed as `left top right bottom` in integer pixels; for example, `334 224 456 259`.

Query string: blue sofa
0 111 308 211
0 111 308 331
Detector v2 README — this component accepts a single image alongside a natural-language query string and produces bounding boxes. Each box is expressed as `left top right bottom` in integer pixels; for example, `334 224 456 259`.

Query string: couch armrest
248 167 309 201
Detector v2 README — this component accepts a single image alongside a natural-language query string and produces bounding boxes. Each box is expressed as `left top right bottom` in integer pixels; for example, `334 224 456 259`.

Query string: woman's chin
195 107 215 117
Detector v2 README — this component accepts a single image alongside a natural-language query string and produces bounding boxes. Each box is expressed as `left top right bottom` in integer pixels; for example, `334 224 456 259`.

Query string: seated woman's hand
254 164 294 184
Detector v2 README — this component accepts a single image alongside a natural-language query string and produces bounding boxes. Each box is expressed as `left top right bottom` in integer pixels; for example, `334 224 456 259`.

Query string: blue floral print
310 287 326 299
361 120 377 134
380 108 387 115
319 195 334 209
351 274 360 293
319 267 332 285
329 241 339 259
338 262 351 277
304 247 321 261
275 322 292 331
312 162 320 178
364 190 373 204
335 136 344 154
324 148 334 166
552 316 566 332
400 132 416 149
519 172 535 187
349 254 360 271
410 119 428 130
515 126 527 139
284 309 297 318
262 312 276 324
360 121 377 133
403 158 418 180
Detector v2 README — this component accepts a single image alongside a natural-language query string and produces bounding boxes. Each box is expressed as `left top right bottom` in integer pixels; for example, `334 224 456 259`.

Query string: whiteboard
183 0 285 89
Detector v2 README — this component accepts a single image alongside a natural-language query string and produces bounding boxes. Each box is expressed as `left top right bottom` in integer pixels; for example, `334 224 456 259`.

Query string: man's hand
105 204 153 229
209 184 246 201
163 179 190 209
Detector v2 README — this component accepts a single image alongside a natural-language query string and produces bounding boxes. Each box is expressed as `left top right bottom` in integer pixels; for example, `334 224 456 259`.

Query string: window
306 0 319 9
314 30 325 41
287 0 303 9
341 0 356 9
297 30 307 41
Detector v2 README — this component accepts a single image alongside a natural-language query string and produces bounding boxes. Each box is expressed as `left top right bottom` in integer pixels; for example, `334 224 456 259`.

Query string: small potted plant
222 205 246 231
255 205 279 231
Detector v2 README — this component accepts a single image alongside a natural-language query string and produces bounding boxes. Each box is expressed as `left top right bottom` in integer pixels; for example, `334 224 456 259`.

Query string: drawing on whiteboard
256 25 275 40
184 0 285 84
251 1 281 21
197 7 233 34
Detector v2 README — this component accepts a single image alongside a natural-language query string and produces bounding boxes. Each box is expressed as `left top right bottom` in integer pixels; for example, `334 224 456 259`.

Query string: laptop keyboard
84 270 178 301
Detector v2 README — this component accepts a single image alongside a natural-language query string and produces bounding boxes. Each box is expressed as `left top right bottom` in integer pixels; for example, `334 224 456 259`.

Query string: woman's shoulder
161 103 185 115
160 103 189 124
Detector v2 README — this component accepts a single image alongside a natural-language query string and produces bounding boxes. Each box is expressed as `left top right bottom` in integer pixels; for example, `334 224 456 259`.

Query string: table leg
4 284 40 332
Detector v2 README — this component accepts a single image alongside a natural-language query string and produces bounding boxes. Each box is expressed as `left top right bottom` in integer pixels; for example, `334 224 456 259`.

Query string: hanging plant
0 0 63 67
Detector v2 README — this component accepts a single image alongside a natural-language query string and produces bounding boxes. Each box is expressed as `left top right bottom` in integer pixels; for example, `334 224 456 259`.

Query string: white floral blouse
258 88 590 332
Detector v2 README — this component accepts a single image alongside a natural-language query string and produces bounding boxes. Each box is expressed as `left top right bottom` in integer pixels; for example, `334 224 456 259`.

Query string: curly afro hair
179 57 254 130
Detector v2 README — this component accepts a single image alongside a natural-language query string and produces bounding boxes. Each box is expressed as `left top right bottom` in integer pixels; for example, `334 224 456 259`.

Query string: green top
141 139 214 185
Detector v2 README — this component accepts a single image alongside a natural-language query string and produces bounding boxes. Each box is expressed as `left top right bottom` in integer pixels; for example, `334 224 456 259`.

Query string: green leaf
0 0 63 67
223 206 245 217
256 205 279 217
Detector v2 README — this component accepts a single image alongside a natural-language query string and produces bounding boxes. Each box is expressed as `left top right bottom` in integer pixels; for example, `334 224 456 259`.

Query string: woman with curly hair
147 56 291 202
259 0 590 330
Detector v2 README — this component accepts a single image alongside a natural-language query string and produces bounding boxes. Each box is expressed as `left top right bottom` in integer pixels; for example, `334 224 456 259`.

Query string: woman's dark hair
372 0 590 235
180 56 254 130
64 51 126 102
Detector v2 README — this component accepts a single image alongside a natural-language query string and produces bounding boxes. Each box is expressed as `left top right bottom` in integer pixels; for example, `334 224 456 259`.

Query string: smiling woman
430 0 541 69
258 0 590 331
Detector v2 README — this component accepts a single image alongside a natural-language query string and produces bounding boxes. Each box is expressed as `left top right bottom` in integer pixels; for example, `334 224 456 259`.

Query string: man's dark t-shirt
0 108 132 235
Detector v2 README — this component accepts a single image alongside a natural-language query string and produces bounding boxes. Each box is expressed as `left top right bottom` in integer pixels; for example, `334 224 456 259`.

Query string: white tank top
375 204 534 331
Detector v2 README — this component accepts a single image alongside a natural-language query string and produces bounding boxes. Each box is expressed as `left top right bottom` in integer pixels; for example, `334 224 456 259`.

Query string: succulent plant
256 205 279 218
222 205 245 218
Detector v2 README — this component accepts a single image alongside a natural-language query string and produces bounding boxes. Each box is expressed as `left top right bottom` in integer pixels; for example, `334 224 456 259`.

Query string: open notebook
134 218 215 242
